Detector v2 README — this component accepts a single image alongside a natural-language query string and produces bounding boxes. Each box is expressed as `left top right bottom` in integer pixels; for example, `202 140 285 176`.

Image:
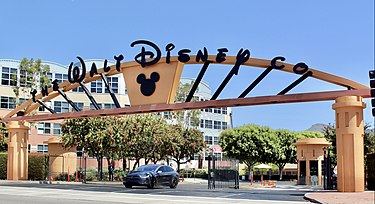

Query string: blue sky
0 0 373 131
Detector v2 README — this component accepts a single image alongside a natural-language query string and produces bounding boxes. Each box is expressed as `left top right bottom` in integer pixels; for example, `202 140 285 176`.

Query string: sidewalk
304 191 375 204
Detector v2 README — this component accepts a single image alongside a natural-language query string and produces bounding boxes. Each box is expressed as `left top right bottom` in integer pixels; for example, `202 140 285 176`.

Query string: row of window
200 120 228 130
204 135 220 145
1 67 119 94
90 77 119 94
201 107 228 115
0 96 28 109
37 122 61 135
28 144 48 154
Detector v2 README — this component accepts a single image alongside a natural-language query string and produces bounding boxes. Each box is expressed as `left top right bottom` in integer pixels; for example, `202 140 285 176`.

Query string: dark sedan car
123 164 179 189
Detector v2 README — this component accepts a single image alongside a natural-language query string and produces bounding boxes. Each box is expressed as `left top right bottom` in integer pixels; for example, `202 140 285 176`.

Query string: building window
1 67 17 86
37 144 48 154
222 107 227 114
90 103 102 110
204 120 212 129
214 137 220 145
0 96 16 109
72 86 83 92
213 108 221 114
105 77 118 94
163 112 172 120
204 136 213 145
200 119 204 128
222 122 228 130
38 122 51 134
204 108 212 113
104 103 116 109
53 123 61 135
76 146 83 158
55 73 68 84
72 102 84 111
91 79 103 93
214 121 222 129
54 101 69 113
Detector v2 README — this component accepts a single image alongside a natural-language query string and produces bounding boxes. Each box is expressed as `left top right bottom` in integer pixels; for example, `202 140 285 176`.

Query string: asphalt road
0 182 314 204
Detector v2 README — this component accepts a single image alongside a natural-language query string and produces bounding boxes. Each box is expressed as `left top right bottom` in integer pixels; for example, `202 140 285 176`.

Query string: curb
304 193 324 204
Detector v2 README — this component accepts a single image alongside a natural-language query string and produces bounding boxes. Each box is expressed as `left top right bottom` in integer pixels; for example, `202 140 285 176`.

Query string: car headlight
139 174 149 178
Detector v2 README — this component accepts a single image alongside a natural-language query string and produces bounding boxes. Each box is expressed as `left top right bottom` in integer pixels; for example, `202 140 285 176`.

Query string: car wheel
125 184 132 188
147 177 155 189
170 177 178 189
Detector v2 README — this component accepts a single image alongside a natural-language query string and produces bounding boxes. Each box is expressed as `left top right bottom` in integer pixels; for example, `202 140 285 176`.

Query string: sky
0 0 374 131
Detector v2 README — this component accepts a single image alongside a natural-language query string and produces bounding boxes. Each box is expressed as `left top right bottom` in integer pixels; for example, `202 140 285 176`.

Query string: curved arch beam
3 56 369 119
2 89 370 122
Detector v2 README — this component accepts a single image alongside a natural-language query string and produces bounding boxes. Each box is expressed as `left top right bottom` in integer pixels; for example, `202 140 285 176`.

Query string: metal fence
208 155 239 189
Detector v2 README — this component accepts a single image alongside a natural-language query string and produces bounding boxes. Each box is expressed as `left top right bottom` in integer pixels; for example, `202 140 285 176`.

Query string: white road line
0 186 310 204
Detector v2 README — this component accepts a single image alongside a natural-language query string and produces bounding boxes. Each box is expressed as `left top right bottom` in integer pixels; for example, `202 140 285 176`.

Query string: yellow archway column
7 121 29 180
332 96 365 192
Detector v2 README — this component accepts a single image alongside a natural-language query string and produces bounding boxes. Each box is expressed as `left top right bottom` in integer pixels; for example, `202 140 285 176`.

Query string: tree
323 123 375 166
168 124 205 171
61 116 123 180
271 129 299 180
171 82 201 127
270 130 324 180
0 121 8 152
219 124 274 181
12 58 50 106
120 114 170 171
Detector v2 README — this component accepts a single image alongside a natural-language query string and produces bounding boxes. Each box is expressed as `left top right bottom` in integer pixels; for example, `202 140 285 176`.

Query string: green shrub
367 153 375 190
181 168 208 179
0 153 7 179
28 155 47 180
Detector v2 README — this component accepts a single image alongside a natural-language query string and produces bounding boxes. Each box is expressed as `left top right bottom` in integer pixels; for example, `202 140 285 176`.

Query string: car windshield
134 165 159 172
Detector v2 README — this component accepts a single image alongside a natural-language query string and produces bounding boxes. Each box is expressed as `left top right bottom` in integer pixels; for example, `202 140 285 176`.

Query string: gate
208 155 239 189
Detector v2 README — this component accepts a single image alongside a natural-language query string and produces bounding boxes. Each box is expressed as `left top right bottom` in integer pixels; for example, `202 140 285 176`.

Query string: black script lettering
104 60 110 72
293 62 309 74
52 79 59 91
165 43 175 64
31 89 37 103
269 56 286 69
216 48 228 63
196 47 208 62
68 56 86 83
178 49 191 63
41 86 49 97
90 63 98 77
131 40 161 67
114 55 124 72
232 49 250 74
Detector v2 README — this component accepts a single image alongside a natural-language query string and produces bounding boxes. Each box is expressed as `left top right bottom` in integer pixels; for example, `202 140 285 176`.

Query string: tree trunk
107 157 111 181
279 167 283 180
248 163 253 185
132 159 139 171
99 156 103 181
122 157 127 171
96 156 101 181
177 160 181 172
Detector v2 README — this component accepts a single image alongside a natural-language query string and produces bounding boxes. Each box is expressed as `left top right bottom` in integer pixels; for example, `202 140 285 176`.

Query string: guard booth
45 137 77 180
293 138 330 186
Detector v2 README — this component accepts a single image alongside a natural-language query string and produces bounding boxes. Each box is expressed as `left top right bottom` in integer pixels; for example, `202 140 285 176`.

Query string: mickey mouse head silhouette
136 72 160 96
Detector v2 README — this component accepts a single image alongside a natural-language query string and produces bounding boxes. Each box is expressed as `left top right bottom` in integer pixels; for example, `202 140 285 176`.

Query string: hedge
28 155 47 181
367 153 375 190
0 153 7 179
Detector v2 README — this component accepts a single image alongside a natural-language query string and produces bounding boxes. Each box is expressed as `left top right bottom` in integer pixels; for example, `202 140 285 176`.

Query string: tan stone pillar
332 96 365 192
7 121 29 180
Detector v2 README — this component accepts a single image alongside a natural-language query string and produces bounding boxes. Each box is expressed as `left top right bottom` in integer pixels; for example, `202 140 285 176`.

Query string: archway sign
1 40 370 192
